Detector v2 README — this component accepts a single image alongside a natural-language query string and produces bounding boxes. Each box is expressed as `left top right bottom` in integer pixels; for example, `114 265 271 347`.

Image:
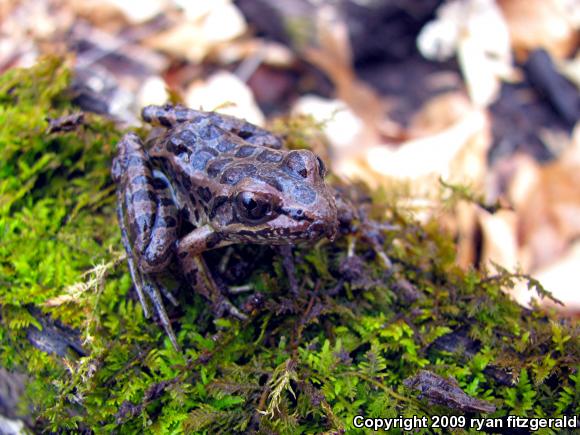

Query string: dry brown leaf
454 202 481 268
1 0 75 70
145 1 246 62
68 0 133 31
292 96 373 168
136 76 170 108
409 92 480 135
185 71 264 126
89 0 167 24
517 157 580 270
336 94 491 264
355 94 491 198
289 5 403 181
210 38 295 67
478 208 521 274
301 5 400 141
530 241 580 312
482 125 580 310
507 126 580 271
498 0 579 60
499 154 541 209
418 0 515 107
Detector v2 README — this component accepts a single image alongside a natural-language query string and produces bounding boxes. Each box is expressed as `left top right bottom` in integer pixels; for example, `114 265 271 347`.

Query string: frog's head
212 149 338 244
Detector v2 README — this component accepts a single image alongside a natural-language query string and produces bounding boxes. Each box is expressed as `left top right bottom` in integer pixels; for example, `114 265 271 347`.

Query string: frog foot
142 280 180 350
182 255 249 322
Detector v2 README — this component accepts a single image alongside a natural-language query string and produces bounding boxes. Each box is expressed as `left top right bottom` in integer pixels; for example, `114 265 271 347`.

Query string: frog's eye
235 191 277 224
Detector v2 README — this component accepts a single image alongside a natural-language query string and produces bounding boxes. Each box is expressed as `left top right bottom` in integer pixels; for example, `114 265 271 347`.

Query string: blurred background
1 0 579 311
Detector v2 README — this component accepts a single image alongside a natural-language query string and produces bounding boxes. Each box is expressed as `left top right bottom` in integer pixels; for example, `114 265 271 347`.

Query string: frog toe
143 282 180 350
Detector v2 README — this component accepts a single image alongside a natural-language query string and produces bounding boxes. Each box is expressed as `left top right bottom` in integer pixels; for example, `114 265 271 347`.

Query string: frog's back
159 119 319 193
148 119 284 180
147 113 331 232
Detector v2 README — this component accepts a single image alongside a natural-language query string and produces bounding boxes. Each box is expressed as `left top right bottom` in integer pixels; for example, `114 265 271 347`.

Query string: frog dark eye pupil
245 198 257 210
236 192 275 223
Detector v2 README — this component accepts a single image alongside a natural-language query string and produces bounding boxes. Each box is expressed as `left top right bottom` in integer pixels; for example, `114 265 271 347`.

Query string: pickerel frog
112 105 338 348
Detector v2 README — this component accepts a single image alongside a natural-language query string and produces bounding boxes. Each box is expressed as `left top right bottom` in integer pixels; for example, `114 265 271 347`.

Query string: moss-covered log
1 58 579 434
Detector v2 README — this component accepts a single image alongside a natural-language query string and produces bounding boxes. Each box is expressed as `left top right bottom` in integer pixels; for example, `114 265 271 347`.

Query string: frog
112 104 339 349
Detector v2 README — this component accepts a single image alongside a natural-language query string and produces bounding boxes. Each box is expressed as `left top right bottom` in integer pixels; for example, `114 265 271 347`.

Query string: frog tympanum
112 105 338 348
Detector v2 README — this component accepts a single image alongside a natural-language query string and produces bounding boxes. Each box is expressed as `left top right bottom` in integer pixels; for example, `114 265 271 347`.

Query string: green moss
1 58 579 433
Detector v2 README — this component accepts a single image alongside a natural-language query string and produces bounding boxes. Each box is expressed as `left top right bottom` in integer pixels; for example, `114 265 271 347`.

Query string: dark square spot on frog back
196 186 212 203
220 164 257 185
199 124 223 141
217 139 237 153
235 145 256 158
207 158 232 178
292 184 316 205
178 128 197 143
257 150 283 163
191 150 214 171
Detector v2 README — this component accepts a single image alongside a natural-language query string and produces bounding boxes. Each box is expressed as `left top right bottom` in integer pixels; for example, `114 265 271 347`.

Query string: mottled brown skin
113 104 338 349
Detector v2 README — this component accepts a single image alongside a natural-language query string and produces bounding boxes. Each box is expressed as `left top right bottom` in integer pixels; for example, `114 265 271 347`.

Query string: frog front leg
176 226 247 320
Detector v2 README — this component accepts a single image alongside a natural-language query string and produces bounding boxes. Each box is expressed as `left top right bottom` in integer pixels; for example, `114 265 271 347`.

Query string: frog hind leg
116 190 180 349
136 176 183 348
116 190 150 318
141 104 283 149
114 133 181 348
